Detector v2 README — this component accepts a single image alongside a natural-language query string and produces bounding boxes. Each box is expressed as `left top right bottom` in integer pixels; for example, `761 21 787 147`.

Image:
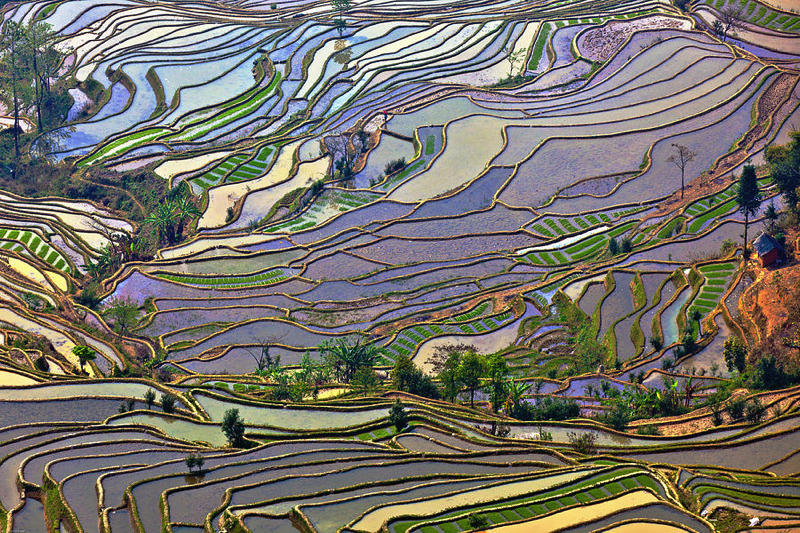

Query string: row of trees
0 20 69 159
243 335 588 425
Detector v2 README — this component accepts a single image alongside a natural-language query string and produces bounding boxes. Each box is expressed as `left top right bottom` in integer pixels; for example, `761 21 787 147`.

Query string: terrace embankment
653 73 796 220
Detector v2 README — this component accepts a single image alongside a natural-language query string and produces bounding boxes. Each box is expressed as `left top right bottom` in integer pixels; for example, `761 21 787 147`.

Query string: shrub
636 424 660 436
384 158 406 176
33 355 49 372
745 398 766 423
601 401 631 431
515 397 581 421
726 397 746 421
649 335 663 351
467 513 489 530
567 431 598 455
161 392 177 413
711 403 725 426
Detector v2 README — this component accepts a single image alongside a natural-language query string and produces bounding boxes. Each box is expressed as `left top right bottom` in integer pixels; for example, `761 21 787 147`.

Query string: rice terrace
1 0 800 530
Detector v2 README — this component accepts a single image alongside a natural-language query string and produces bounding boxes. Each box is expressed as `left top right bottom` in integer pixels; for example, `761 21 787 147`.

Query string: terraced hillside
0 0 800 531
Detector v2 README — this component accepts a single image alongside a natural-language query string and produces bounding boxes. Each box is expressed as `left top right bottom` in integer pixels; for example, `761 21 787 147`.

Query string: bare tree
503 44 527 79
667 143 697 199
246 336 284 376
714 6 745 42
325 131 362 180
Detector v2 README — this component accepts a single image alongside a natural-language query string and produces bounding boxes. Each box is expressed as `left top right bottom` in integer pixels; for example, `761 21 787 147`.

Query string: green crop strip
393 468 659 533
157 268 288 288
0 228 71 273
528 23 552 69
167 72 283 142
79 127 171 167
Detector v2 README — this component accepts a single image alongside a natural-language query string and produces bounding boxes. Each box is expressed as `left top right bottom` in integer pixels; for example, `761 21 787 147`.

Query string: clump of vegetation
388 399 408 432
185 453 204 474
391 355 439 399
161 392 177 414
221 408 246 446
384 157 406 176
567 431 598 455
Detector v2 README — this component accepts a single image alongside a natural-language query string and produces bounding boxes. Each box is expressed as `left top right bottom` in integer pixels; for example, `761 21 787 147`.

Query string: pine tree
388 399 408 432
736 164 761 259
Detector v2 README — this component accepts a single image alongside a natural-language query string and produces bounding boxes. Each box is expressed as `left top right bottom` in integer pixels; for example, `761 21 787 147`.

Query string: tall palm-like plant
506 378 532 417
173 196 201 240
145 200 177 245
319 337 380 382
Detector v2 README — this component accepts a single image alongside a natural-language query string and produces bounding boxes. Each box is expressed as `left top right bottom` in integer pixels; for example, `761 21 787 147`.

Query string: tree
667 143 696 199
389 355 439 399
736 163 761 258
185 453 204 474
766 132 800 212
674 0 691 11
319 337 380 383
104 297 139 340
714 6 745 42
222 408 246 446
351 366 380 396
331 0 351 12
467 513 489 531
246 339 280 376
763 201 779 234
72 345 96 372
161 392 177 414
0 21 32 160
458 351 484 408
437 352 462 402
144 389 156 410
388 399 408 432
391 354 417 391
430 344 475 403
173 196 201 240
503 44 527 78
608 237 619 255
752 354 794 390
330 0 351 35
22 21 65 131
484 353 509 413
326 132 359 179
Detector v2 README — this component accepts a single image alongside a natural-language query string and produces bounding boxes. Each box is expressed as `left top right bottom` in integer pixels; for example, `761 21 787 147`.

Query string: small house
752 232 785 267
